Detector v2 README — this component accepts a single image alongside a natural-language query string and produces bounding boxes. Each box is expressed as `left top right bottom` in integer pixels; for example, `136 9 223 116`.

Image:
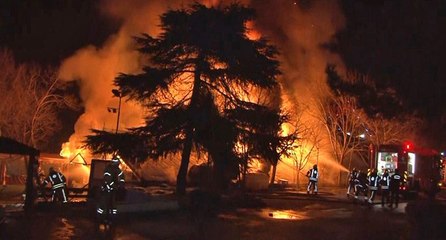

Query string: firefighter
306 164 318 194
42 167 68 203
96 156 125 226
354 170 368 202
347 168 358 197
380 169 390 207
389 168 402 208
367 168 380 204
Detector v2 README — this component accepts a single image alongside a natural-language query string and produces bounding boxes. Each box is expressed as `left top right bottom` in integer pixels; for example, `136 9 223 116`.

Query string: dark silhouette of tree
325 65 403 119
324 65 422 177
332 0 446 147
93 3 283 195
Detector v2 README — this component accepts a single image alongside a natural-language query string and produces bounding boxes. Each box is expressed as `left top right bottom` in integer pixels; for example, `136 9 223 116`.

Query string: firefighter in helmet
380 169 390 207
347 168 358 197
354 170 368 202
389 168 402 208
367 168 380 204
96 156 125 225
42 167 68 203
306 164 319 194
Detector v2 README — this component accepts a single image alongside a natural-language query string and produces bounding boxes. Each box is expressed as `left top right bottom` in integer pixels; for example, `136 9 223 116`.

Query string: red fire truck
370 142 441 198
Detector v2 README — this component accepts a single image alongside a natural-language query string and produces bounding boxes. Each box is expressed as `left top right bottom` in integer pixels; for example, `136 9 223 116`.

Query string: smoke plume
58 0 348 184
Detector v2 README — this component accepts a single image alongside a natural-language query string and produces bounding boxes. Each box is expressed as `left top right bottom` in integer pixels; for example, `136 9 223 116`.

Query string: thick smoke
250 0 348 184
58 0 348 184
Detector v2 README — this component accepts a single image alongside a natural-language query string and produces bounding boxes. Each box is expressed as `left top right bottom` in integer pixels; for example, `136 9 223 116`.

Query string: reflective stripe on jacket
308 169 318 181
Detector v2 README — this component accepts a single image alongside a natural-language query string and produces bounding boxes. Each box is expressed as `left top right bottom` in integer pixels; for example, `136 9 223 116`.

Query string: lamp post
112 89 122 134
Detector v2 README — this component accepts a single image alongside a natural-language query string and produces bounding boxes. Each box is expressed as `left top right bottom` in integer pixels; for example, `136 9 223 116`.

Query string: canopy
0 137 39 155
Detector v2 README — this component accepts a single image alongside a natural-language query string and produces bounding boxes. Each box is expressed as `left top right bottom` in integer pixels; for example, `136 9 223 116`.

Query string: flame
248 159 264 173
59 142 72 158
58 0 348 184
245 20 261 40
59 141 88 159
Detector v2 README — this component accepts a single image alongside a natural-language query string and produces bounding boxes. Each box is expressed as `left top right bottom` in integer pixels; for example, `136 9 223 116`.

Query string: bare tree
0 49 77 148
293 125 321 189
282 103 320 189
365 115 420 147
317 94 367 184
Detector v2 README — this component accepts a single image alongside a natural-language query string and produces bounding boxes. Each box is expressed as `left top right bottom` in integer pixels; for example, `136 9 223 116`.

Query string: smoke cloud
58 0 348 184
250 0 348 184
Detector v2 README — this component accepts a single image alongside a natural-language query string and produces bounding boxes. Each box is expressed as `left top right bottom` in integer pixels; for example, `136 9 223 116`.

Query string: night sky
334 0 446 149
0 0 445 150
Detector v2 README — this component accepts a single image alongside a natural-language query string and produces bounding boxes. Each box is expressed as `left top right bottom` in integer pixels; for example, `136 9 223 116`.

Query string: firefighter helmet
111 156 120 164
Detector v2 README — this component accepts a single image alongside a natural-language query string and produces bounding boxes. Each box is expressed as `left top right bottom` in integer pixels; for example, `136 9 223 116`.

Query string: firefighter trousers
52 187 68 203
96 190 117 224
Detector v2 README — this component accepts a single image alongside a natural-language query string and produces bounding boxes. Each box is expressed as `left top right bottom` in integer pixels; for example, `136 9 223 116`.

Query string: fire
60 141 77 158
58 0 349 185
59 141 90 161
248 159 265 173
245 20 261 40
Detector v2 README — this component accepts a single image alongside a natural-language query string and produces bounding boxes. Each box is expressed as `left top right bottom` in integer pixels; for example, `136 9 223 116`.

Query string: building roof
0 137 39 155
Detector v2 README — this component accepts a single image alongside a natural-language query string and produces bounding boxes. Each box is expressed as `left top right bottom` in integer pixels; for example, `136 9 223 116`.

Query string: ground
1 185 446 240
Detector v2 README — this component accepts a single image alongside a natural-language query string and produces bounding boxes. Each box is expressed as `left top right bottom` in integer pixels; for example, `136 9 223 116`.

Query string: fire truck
370 142 442 198
440 153 446 186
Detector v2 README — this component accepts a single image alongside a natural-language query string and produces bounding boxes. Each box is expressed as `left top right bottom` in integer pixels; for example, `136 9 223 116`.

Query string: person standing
389 168 402 208
380 169 390 207
347 168 358 197
306 164 319 194
367 169 380 204
354 170 368 202
96 156 125 226
42 167 68 203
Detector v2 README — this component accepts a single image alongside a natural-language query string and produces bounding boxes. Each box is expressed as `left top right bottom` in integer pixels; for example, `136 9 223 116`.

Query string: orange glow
245 21 261 40
58 0 349 185
60 141 90 161
265 209 308 220
248 159 264 173
113 155 132 173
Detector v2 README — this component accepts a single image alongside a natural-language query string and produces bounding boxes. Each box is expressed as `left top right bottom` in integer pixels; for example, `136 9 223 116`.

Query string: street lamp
112 89 122 134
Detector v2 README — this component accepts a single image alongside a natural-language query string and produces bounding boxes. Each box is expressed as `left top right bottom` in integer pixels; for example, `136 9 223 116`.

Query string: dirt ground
1 186 446 240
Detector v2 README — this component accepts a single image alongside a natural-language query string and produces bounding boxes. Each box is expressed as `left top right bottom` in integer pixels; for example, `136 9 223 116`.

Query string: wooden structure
0 137 39 214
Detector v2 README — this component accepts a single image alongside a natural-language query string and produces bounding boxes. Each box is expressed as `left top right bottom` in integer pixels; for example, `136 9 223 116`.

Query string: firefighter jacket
307 169 318 182
44 171 66 190
102 164 125 192
355 172 368 190
368 174 380 191
390 172 402 191
348 170 358 183
380 173 390 190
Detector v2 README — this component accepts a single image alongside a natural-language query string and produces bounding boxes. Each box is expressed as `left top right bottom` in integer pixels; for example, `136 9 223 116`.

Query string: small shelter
0 137 39 214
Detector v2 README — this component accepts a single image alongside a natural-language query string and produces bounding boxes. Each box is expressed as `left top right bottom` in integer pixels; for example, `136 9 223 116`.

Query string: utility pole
112 89 122 134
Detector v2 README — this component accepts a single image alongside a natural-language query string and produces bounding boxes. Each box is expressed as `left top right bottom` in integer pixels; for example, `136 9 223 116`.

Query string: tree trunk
242 155 248 190
176 127 193 195
296 162 300 190
176 58 202 195
270 163 277 185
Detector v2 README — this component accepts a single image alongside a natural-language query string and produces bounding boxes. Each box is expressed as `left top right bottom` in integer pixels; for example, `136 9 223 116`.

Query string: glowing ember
266 209 308 220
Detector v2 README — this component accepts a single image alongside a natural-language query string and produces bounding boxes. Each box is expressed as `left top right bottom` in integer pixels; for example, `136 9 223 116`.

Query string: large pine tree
91 3 284 195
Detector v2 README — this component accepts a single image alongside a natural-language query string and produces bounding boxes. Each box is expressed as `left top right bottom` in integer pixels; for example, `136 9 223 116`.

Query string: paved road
1 186 445 240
